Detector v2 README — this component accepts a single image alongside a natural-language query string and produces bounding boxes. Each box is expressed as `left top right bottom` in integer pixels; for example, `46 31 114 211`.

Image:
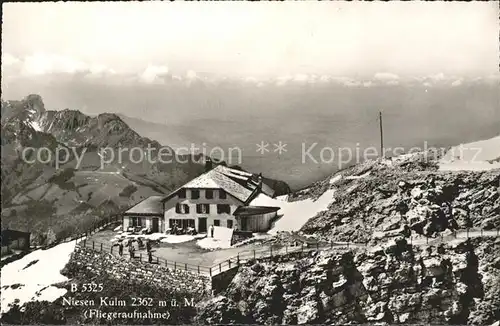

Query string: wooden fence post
165 260 168 267
209 267 212 277
185 263 187 271
198 265 200 274
110 246 113 254
100 243 103 251
228 259 231 269
219 263 222 272
83 239 86 247
92 241 95 250
237 254 240 264
174 261 176 270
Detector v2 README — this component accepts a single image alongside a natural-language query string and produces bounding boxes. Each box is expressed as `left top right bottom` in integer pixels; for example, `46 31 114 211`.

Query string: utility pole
379 111 384 158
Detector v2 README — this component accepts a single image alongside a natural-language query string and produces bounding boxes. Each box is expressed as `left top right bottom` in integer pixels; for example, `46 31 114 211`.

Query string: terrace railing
76 238 212 276
75 227 500 278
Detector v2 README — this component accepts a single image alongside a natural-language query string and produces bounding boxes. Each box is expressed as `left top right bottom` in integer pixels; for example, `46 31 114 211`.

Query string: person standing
129 243 135 260
148 250 153 263
209 225 214 238
118 241 123 256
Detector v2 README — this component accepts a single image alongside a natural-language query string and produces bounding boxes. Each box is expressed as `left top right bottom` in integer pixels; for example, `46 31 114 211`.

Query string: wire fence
71 225 500 278
77 238 212 276
41 214 123 251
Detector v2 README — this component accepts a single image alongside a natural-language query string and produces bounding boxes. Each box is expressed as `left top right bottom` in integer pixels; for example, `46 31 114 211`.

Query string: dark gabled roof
259 182 275 198
124 195 164 216
162 165 256 203
233 205 280 217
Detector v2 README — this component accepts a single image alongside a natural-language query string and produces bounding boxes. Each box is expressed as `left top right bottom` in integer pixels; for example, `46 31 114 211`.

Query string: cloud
88 64 116 75
374 72 400 82
482 74 500 85
22 52 87 75
1 53 20 67
139 64 170 83
386 80 400 86
1 52 117 79
275 74 293 86
186 70 199 80
451 79 463 87
428 72 446 82
319 75 332 83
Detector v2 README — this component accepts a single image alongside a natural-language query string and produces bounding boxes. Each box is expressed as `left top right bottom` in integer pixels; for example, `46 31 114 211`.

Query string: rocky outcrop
197 251 368 324
196 238 500 325
300 153 499 243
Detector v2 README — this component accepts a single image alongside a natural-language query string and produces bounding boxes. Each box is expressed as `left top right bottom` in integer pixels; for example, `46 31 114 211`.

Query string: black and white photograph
1 1 499 325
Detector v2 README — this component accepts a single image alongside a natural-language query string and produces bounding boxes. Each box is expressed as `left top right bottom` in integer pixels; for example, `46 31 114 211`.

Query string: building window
170 219 195 230
175 203 190 214
227 220 233 228
217 204 231 214
178 189 186 199
214 219 220 226
219 190 226 199
196 204 210 214
131 216 143 227
205 189 213 199
191 189 200 199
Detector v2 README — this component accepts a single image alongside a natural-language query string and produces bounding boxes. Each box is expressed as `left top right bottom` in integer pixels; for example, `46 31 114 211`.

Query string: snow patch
30 121 43 132
160 234 205 244
250 189 336 234
329 174 342 184
197 227 233 249
439 135 500 171
1 240 79 314
345 171 371 180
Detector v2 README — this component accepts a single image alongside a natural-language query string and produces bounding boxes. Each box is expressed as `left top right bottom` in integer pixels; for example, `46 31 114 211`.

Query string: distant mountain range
1 94 290 245
0 95 206 244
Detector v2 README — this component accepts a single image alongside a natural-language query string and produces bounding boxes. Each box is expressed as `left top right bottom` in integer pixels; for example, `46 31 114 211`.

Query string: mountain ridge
1 94 290 245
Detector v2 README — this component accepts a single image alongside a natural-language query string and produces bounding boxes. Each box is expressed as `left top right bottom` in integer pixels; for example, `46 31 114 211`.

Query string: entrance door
240 217 247 231
152 218 159 233
198 218 207 233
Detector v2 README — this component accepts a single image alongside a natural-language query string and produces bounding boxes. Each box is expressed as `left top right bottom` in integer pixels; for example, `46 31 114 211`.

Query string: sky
2 1 499 79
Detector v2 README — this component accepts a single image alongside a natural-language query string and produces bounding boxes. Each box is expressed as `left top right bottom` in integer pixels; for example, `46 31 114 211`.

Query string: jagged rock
296 301 319 324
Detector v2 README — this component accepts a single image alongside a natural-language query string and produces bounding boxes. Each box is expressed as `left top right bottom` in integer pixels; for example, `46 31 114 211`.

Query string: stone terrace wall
71 246 211 296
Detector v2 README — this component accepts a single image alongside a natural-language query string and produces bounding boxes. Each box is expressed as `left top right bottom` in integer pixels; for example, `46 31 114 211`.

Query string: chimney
205 157 213 172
